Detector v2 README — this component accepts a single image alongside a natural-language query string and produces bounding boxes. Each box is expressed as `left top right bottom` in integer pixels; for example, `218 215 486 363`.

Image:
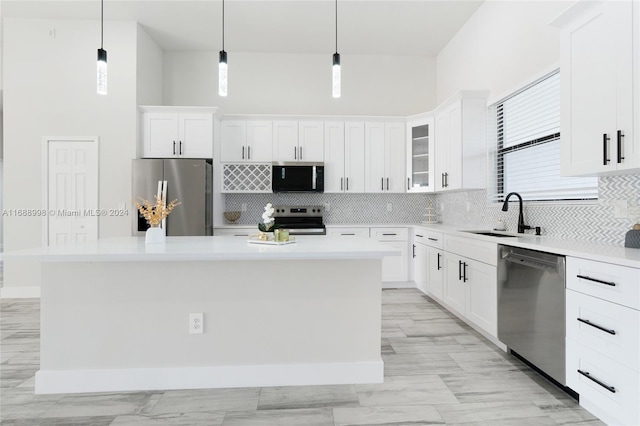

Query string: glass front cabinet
406 115 435 193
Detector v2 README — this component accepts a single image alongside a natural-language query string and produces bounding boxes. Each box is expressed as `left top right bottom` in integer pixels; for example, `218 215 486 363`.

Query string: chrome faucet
501 192 531 234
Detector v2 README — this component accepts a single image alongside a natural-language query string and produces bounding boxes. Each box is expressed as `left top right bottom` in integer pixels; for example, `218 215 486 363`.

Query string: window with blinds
488 70 598 202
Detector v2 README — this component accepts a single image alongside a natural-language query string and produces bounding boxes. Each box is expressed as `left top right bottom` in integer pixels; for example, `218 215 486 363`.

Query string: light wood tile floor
0 289 604 425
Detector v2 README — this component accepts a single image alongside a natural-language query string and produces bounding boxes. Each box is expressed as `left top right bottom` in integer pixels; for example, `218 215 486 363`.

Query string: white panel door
220 121 247 162
434 111 449 191
426 246 444 301
465 259 498 337
143 113 179 158
443 254 465 314
298 121 324 162
272 121 299 162
345 122 365 193
246 121 273 162
364 122 386 193
179 113 213 158
47 139 98 246
324 121 345 193
385 122 406 193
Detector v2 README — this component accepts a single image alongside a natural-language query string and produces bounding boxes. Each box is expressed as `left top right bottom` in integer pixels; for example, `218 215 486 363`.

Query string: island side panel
38 259 383 393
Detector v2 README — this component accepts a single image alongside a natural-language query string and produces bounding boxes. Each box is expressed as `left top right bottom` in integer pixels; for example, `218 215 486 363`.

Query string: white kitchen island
7 236 398 394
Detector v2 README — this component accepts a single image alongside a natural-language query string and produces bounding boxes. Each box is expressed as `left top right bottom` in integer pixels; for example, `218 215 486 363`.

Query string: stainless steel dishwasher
498 245 566 385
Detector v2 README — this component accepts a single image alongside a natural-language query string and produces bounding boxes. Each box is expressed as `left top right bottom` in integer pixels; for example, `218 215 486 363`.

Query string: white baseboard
383 281 417 289
0 286 41 299
35 360 384 394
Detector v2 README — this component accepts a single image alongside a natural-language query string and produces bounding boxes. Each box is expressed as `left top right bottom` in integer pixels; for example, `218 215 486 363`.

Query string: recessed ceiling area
2 0 484 55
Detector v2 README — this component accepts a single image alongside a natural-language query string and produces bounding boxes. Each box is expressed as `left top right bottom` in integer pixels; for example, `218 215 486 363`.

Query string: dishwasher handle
502 252 560 273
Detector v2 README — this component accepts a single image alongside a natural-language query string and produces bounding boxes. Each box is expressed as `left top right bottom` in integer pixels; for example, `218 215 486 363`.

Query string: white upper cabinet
221 120 272 162
406 114 435 193
364 122 406 193
556 0 639 175
273 121 324 162
433 92 487 192
324 122 365 193
142 108 215 158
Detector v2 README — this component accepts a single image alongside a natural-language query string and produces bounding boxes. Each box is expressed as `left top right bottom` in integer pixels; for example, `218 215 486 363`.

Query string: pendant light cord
100 0 104 49
335 0 338 53
222 0 225 50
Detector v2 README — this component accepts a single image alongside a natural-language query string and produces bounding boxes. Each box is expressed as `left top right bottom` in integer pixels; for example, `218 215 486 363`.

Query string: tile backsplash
225 174 640 246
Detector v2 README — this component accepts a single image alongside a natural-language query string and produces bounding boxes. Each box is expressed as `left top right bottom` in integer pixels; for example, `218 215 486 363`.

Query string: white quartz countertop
412 224 640 268
4 236 400 263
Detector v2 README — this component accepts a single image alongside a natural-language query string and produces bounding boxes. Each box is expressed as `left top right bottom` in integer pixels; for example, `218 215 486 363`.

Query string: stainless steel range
272 205 326 235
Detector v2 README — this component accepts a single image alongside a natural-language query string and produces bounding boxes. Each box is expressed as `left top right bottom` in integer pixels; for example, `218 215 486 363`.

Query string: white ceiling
2 0 484 56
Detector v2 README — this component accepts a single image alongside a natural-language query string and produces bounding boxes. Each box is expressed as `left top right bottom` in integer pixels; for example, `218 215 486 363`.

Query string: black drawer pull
341 233 355 236
415 234 424 238
428 237 438 241
577 318 616 335
617 130 625 163
382 233 397 236
437 252 441 270
412 244 416 259
603 133 610 165
577 370 616 393
463 262 468 282
577 274 616 287
458 260 463 281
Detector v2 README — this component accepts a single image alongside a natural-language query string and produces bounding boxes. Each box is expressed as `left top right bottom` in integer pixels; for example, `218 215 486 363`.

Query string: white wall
436 0 569 104
164 52 437 116
136 25 163 106
2 18 138 293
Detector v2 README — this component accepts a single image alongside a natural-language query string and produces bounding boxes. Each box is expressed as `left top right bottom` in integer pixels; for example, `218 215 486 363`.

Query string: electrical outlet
386 203 393 212
613 200 628 218
189 313 204 334
241 203 247 212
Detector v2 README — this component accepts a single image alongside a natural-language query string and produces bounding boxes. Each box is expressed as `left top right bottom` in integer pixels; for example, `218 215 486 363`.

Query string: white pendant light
219 0 228 97
97 0 107 95
332 0 340 98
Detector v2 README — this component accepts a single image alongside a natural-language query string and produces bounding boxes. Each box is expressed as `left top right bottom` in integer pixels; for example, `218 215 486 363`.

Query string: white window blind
489 71 598 202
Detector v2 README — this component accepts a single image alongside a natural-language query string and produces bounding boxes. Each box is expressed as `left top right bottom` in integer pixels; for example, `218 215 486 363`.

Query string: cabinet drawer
567 339 640 426
443 234 497 266
214 228 255 237
413 228 443 249
371 227 408 241
326 227 369 238
567 289 640 370
567 257 640 310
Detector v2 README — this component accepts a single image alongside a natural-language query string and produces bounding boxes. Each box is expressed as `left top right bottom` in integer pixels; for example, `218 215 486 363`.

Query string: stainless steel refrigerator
132 159 213 236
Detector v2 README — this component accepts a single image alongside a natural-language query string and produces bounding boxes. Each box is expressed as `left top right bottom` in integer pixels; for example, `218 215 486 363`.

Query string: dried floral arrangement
135 195 181 227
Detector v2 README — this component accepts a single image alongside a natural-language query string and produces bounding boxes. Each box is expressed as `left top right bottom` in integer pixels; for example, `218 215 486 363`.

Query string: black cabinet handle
437 252 441 270
416 234 424 238
381 178 384 191
346 177 349 191
300 146 303 159
294 147 297 160
407 177 410 190
341 233 355 236
577 318 616 335
248 146 251 159
441 173 445 188
576 274 616 287
382 233 397 236
412 244 416 259
386 178 389 191
173 141 176 155
463 262 468 282
428 237 438 241
444 172 449 187
179 141 183 155
603 134 610 165
458 260 463 281
341 177 343 191
242 146 245 159
617 130 625 163
577 370 616 393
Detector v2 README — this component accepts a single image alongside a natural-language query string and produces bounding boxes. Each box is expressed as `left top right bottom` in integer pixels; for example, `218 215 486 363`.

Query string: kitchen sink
463 231 517 238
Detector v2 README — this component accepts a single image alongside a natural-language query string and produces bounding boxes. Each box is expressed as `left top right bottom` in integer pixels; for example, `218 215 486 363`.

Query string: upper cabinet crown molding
139 105 223 120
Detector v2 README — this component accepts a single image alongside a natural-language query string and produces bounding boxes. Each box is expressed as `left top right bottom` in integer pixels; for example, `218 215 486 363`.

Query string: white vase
145 226 166 244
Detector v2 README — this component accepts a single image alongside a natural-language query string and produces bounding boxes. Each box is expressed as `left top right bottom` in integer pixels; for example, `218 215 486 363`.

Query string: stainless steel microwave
272 163 324 193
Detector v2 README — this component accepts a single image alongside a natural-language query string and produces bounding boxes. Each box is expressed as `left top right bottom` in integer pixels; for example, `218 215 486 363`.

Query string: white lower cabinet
566 256 640 426
371 227 408 283
326 227 369 237
425 246 444 301
213 227 255 237
442 235 498 338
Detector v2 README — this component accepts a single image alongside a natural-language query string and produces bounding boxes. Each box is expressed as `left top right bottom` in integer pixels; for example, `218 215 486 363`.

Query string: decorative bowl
224 211 241 224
